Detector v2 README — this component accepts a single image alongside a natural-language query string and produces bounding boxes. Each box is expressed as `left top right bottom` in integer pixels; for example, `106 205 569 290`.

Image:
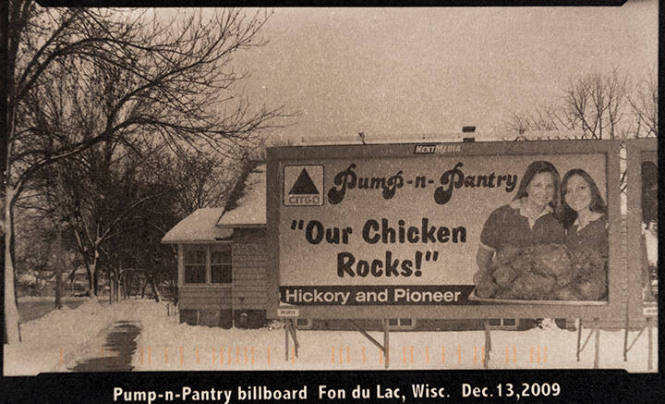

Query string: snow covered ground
4 299 657 375
15 295 90 303
131 301 657 372
3 297 155 376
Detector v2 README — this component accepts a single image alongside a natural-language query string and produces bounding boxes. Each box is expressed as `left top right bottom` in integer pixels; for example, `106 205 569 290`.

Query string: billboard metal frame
625 138 658 320
266 139 624 321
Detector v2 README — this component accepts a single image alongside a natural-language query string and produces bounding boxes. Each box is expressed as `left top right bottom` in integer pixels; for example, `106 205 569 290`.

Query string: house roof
161 208 233 244
216 164 266 228
161 164 266 244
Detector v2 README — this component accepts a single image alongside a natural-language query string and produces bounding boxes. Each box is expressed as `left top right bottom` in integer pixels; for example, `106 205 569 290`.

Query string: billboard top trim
267 139 619 161
265 130 589 147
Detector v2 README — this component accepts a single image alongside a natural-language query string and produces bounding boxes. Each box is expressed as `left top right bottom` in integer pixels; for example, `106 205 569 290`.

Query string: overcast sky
219 2 658 142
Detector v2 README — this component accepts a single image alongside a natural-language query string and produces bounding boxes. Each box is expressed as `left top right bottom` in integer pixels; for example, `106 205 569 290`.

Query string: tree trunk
141 275 147 298
89 248 99 297
149 275 161 303
92 262 99 296
108 270 113 305
115 267 120 302
85 264 93 295
4 187 21 343
54 222 63 309
93 271 98 296
122 272 129 299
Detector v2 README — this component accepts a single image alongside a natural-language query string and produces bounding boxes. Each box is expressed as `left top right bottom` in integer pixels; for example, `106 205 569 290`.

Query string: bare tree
166 149 249 217
563 70 628 139
506 105 569 135
4 1 286 344
627 73 658 138
505 69 657 140
504 69 657 196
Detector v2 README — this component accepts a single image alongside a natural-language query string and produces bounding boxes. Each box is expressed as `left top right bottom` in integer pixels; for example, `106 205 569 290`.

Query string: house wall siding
179 285 232 310
232 229 267 310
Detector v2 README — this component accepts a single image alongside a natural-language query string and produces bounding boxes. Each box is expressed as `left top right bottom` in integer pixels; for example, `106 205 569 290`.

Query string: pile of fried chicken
475 244 607 301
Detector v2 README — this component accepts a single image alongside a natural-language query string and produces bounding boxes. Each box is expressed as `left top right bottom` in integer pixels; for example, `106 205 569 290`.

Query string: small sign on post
277 308 300 318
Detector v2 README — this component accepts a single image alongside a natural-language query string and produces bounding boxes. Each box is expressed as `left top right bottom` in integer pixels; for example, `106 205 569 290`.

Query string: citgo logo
284 165 324 206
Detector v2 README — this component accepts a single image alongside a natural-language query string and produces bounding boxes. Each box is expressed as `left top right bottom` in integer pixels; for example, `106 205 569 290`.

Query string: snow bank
133 306 658 372
3 298 153 376
17 295 89 303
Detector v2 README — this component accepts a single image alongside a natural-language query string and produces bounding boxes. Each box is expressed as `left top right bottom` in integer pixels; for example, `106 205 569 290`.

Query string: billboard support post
578 319 601 368
284 320 299 361
576 319 582 361
348 320 391 368
284 322 289 361
383 319 390 369
647 317 653 371
577 319 599 362
349 320 385 350
483 321 491 369
623 304 629 361
593 318 600 369
290 320 299 358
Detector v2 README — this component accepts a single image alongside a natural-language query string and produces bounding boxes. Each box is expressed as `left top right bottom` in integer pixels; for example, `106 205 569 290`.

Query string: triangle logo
289 168 319 195
283 165 323 206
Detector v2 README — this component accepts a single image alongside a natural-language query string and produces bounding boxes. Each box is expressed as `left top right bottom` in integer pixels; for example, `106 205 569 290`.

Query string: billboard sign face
266 140 624 320
625 139 658 319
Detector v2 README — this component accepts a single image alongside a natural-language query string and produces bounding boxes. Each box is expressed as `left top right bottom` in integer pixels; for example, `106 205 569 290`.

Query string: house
162 163 268 328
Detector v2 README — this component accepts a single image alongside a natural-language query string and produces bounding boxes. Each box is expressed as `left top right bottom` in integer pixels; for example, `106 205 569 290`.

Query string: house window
184 248 206 283
211 246 232 283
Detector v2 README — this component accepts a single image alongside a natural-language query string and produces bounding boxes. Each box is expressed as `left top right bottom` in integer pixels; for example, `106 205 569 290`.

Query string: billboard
625 138 658 319
267 140 624 320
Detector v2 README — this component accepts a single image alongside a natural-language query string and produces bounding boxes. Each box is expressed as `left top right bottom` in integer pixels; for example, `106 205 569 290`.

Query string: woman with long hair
475 160 565 276
560 168 608 258
560 168 609 304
